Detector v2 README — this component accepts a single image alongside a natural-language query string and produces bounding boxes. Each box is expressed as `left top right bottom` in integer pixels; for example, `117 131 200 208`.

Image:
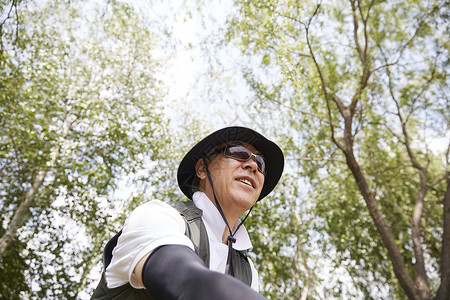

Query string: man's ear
195 158 207 180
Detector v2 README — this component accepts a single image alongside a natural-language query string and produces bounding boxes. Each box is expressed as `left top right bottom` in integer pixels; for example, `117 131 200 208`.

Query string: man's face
196 143 265 216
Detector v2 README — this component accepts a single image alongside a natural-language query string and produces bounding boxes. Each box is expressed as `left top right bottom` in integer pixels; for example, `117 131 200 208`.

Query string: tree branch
349 0 364 64
429 174 448 189
0 0 17 27
303 2 346 151
349 0 372 113
288 157 346 164
387 63 432 298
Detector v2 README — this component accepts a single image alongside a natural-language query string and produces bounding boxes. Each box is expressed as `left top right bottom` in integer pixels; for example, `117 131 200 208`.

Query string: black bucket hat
177 126 284 201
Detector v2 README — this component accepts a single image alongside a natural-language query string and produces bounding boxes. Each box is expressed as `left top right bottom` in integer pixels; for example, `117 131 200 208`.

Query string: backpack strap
231 248 252 286
172 200 210 268
103 230 122 270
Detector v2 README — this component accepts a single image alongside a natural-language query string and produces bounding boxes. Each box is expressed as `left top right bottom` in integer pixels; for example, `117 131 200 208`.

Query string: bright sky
142 0 258 130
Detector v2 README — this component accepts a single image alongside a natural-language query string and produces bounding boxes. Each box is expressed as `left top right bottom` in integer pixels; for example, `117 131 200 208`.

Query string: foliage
226 0 449 298
247 173 325 299
1 0 448 298
0 0 168 298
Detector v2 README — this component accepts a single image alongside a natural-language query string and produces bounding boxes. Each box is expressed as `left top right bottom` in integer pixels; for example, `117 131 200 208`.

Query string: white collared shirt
105 191 259 291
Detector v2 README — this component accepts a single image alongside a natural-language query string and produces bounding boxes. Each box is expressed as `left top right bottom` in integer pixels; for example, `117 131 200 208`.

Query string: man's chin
231 194 258 211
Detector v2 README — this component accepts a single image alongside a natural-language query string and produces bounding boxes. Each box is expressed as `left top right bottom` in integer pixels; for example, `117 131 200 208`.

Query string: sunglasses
222 145 266 175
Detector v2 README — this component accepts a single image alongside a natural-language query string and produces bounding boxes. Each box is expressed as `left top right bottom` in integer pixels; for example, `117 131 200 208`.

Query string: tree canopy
226 0 449 298
1 0 169 298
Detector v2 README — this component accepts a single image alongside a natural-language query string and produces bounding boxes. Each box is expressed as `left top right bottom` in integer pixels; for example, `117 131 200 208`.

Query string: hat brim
177 126 284 201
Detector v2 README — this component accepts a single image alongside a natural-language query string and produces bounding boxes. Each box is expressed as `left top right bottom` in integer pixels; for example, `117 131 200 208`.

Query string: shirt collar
192 191 253 251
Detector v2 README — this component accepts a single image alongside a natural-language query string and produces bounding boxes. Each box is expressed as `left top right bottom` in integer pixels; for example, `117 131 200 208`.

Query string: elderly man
92 126 284 299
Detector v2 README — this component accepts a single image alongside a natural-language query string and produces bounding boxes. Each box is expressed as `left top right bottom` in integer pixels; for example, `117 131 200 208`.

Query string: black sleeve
141 244 267 300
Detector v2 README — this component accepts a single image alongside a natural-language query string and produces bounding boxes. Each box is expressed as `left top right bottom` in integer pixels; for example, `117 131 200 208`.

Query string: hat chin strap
202 157 254 276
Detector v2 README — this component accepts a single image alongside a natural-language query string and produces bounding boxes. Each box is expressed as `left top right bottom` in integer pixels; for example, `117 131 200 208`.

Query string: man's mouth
236 178 254 188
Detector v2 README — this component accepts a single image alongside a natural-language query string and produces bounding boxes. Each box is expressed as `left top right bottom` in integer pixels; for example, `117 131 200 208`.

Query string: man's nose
242 156 258 173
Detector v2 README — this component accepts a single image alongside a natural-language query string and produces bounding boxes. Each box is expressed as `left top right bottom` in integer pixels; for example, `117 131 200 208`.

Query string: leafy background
0 0 448 299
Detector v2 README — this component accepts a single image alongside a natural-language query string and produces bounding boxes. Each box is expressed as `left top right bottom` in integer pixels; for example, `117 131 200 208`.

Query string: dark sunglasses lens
226 146 265 174
226 146 251 160
256 157 265 174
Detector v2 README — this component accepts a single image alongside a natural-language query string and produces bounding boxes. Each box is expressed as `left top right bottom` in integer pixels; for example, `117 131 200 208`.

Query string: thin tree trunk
0 113 73 261
292 203 312 300
411 170 432 299
0 169 48 261
435 175 450 300
394 91 432 299
298 239 311 300
343 149 420 300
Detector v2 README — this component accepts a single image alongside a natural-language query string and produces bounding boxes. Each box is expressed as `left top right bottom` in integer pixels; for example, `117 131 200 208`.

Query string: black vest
91 201 252 299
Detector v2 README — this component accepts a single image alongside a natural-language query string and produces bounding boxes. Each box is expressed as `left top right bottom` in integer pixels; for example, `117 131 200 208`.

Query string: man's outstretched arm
134 245 267 300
